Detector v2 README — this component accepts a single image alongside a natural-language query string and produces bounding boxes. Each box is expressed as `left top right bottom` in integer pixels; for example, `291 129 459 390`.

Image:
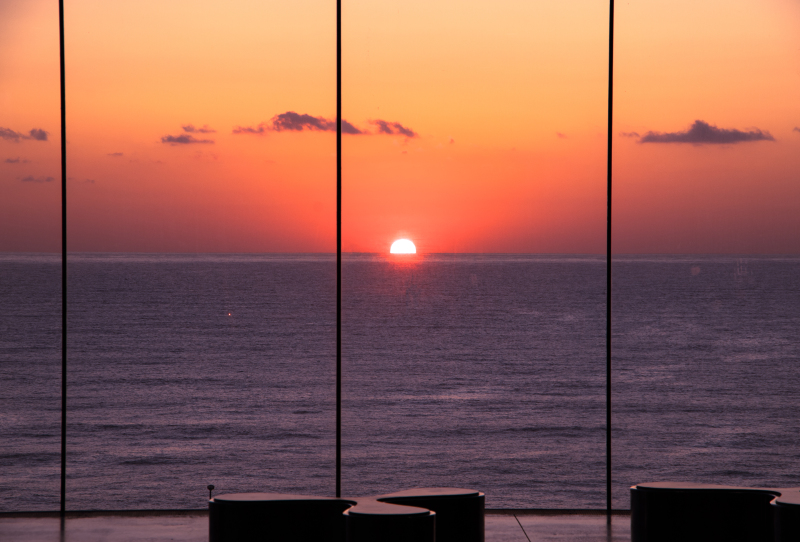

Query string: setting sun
390 239 416 254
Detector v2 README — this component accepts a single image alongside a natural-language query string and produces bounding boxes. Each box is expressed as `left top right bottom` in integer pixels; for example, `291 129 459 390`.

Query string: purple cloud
182 124 216 134
272 112 333 132
371 120 417 138
640 120 774 144
232 123 268 135
161 134 214 145
1 127 49 142
339 120 363 135
5 157 29 163
0 127 22 141
793 127 800 134
620 131 640 138
234 112 364 135
28 128 48 141
271 111 364 134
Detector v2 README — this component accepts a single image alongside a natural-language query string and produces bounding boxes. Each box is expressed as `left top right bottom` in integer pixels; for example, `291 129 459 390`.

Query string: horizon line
2 250 800 257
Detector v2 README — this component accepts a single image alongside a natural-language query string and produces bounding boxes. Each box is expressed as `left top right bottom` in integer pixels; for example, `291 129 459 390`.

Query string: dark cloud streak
161 134 214 145
271 111 364 134
272 112 334 132
371 120 417 138
28 128 48 141
182 124 216 134
232 123 268 135
340 120 362 135
0 127 49 142
640 120 773 144
234 112 365 135
0 127 22 141
233 112 418 137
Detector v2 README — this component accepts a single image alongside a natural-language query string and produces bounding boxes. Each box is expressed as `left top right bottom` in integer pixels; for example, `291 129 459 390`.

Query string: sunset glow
390 239 416 254
1 0 799 253
3 0 800 518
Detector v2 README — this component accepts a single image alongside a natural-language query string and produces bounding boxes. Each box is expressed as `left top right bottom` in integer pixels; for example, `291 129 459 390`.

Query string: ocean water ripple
1 253 798 511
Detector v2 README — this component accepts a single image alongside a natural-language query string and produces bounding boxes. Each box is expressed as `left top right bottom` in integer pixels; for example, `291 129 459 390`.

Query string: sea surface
1 253 799 512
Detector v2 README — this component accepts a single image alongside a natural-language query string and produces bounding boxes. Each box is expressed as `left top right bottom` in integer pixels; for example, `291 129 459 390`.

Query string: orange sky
1 0 799 253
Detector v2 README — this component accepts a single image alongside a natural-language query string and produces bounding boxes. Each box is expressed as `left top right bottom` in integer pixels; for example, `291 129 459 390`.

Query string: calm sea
1 253 799 512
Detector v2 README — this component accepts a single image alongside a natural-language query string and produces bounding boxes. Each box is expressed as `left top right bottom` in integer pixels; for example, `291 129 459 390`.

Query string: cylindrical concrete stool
773 491 800 542
209 492 355 542
630 483 777 542
379 487 485 542
344 500 435 542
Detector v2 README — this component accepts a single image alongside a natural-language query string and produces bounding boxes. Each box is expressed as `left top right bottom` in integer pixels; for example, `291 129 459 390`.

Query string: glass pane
342 0 609 508
613 0 800 509
65 0 336 509
0 0 62 511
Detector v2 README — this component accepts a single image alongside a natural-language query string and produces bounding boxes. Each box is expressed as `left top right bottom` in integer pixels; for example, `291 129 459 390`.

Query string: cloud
1 127 24 142
28 128 48 141
340 120 363 135
234 112 365 135
107 152 123 157
5 157 29 163
556 132 567 139
21 175 55 183
182 124 216 134
794 127 800 134
272 111 334 132
161 134 214 145
233 123 268 135
272 111 366 134
620 131 640 138
85 179 96 184
234 113 419 138
0 127 49 142
639 120 774 144
371 120 417 138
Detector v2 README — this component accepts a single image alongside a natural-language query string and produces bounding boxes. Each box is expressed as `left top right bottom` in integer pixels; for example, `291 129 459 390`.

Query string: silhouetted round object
209 493 356 542
631 482 782 542
378 487 485 542
344 500 434 542
773 490 800 542
207 487 485 542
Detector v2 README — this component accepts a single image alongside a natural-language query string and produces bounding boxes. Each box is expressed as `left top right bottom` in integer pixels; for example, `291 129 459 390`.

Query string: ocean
1 253 799 512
